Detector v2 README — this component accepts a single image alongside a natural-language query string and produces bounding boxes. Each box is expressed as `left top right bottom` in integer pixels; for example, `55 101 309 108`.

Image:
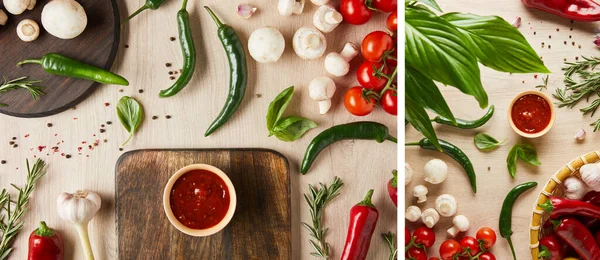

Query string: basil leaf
406 66 455 123
406 96 441 151
474 133 505 151
406 0 442 12
116 96 143 146
405 7 487 108
506 145 519 178
267 86 294 131
516 144 542 166
442 13 550 74
272 116 317 142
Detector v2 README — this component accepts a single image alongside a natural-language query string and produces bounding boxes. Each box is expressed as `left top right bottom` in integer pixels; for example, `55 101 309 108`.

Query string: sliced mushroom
293 27 327 60
313 5 342 33
16 19 39 42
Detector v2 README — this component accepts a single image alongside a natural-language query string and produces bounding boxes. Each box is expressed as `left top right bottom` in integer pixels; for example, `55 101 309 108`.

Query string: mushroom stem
324 11 342 24
318 100 331 114
305 34 322 49
339 43 358 61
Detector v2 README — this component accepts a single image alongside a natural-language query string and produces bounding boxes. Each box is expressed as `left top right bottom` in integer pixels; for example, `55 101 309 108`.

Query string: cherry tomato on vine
386 11 398 32
357 61 389 92
340 0 372 25
476 227 497 249
413 226 435 248
439 239 461 260
362 31 395 62
479 252 496 260
344 87 376 116
406 247 428 260
428 258 441 260
372 0 397 13
381 89 397 115
405 227 411 246
459 236 481 257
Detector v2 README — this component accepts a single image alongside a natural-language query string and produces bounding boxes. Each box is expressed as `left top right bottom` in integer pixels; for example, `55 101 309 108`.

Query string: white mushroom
41 0 87 39
3 0 30 15
311 0 329 5
293 27 327 60
580 163 600 191
405 162 413 186
0 9 7 26
27 0 35 10
405 206 421 222
413 185 428 203
424 159 448 184
435 194 457 217
308 76 336 114
278 0 304 16
313 5 342 33
324 43 358 77
564 176 590 200
16 19 39 42
248 27 285 63
447 215 470 237
421 208 440 228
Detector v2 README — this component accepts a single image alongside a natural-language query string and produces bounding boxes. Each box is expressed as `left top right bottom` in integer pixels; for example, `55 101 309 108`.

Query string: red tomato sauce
170 170 230 229
511 94 551 134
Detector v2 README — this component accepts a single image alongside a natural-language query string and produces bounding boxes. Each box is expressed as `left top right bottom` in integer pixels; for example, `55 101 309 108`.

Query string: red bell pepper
555 218 600 260
387 170 397 207
539 196 600 219
521 0 600 22
28 221 64 260
340 189 379 260
538 234 566 260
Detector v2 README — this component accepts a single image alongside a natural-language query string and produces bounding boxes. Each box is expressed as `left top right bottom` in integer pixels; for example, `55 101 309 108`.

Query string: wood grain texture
116 149 291 260
0 0 119 117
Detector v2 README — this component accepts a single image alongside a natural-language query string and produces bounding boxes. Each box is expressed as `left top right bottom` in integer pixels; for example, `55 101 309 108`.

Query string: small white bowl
163 164 237 237
507 90 556 138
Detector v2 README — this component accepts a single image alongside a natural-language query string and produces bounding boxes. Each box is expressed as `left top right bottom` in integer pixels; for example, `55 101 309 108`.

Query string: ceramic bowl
507 90 556 138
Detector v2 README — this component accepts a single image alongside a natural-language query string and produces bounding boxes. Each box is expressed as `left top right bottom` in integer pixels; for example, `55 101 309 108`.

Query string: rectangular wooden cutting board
115 149 291 259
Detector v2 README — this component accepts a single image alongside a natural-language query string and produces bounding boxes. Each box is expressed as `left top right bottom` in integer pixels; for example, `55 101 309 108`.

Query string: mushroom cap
313 5 342 33
435 194 457 217
293 26 327 60
26 0 35 10
453 215 470 230
0 9 7 26
311 0 329 5
308 76 335 101
16 19 39 42
324 53 349 77
41 0 87 40
278 0 304 16
248 27 285 64
3 0 29 15
413 185 428 196
424 158 448 184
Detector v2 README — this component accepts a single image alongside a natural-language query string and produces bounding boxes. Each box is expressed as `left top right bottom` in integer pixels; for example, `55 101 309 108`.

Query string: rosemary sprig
302 177 344 259
0 159 47 260
535 75 549 91
382 232 398 260
0 77 45 106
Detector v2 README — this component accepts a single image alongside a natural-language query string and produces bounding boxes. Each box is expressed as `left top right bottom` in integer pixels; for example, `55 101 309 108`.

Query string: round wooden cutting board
0 0 119 117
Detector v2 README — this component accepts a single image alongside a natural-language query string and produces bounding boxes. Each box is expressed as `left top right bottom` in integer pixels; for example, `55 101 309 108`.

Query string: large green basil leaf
267 86 294 131
272 116 317 142
405 7 487 108
406 0 442 12
442 13 550 74
117 96 143 146
406 96 441 151
406 66 455 123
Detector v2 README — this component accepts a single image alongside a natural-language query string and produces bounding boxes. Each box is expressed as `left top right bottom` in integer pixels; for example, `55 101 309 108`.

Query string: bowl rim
507 90 556 138
162 163 237 237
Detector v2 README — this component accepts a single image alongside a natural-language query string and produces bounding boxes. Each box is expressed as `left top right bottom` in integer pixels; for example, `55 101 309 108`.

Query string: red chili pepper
387 170 397 206
521 0 600 21
538 234 566 260
28 221 63 260
539 196 600 219
581 191 600 227
555 218 600 260
340 189 379 260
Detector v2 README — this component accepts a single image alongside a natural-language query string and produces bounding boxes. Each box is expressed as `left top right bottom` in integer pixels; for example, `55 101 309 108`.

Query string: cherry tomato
381 89 397 116
440 239 461 260
340 0 372 25
406 247 428 260
413 226 435 248
476 227 497 249
479 252 496 260
371 0 397 12
357 61 389 92
405 227 411 246
459 236 481 257
428 258 441 260
344 87 376 116
539 234 565 260
362 31 394 62
386 11 398 32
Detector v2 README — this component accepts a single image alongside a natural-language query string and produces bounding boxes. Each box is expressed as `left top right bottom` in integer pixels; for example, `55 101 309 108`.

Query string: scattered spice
103 139 108 143
166 115 172 119
556 28 559 31
65 154 71 159
13 144 17 148
119 89 124 92
569 35 572 39
165 63 172 67
47 123 53 127
256 94 262 98
564 41 567 45
119 148 123 151
548 45 551 49
99 129 106 133
37 146 46 152
138 89 144 93
168 71 173 75
576 56 580 60
579 45 582 49
169 76 175 80
11 137 16 140
104 103 110 107
152 116 158 120
595 37 600 47
488 167 491 171
101 124 105 128
572 41 576 46
124 45 129 48
534 31 536 35
549 35 551 39
24 134 29 138
9 141 14 145
512 16 521 28
570 28 573 31
1 160 6 164
174 71 178 75
170 37 176 41
107 121 112 125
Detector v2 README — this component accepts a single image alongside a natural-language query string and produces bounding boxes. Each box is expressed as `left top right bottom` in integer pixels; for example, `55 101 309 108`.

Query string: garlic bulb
580 163 600 192
564 177 590 200
57 190 101 260
405 162 413 186
424 159 448 184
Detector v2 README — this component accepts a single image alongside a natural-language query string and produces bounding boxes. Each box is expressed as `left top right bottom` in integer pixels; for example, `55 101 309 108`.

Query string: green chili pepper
499 181 538 260
121 0 166 25
159 0 196 98
432 105 495 129
17 53 128 86
406 138 477 193
300 122 397 174
204 6 248 137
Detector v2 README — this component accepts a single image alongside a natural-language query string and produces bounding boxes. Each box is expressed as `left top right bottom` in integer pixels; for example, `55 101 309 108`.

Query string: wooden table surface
0 1 397 259
405 1 600 259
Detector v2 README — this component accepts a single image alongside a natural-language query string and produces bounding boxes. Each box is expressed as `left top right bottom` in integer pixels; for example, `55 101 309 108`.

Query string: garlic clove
237 4 257 19
564 176 589 200
575 128 586 141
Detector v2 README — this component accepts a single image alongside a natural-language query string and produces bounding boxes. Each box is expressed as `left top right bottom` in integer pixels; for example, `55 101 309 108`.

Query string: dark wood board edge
114 148 292 258
0 0 122 118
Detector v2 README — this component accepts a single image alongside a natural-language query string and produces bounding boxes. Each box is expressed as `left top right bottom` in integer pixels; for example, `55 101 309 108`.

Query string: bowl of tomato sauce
163 164 236 237
508 90 556 138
